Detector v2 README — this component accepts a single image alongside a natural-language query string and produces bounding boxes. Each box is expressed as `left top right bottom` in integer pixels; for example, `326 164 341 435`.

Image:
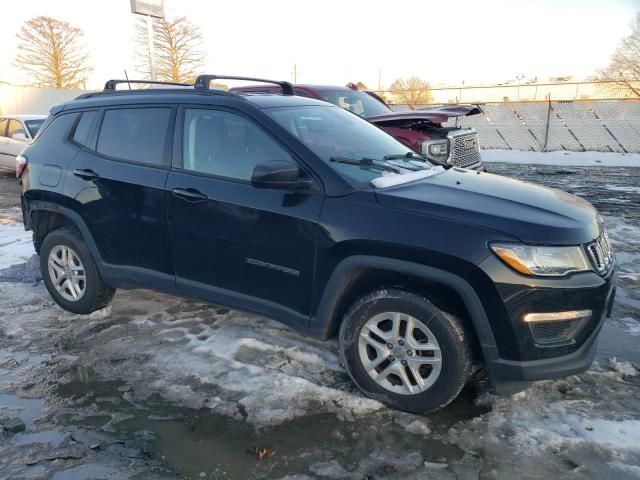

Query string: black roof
55 88 328 114
56 75 332 113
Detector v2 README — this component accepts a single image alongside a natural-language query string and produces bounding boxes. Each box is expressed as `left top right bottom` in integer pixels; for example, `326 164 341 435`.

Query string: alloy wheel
47 245 86 302
358 312 442 395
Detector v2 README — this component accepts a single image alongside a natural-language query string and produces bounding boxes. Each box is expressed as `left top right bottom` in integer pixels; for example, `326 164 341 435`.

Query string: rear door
65 105 176 290
166 106 323 324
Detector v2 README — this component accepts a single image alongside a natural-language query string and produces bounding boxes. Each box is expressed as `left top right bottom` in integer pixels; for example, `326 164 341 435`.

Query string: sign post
130 0 165 81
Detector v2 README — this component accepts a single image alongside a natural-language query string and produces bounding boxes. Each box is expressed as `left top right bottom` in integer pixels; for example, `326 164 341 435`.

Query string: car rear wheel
339 289 471 413
40 228 115 314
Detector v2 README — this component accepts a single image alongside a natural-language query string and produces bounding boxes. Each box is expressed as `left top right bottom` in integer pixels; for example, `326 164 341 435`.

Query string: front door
167 107 323 324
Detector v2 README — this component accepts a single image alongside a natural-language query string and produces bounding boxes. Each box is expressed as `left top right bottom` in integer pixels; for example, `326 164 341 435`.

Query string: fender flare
311 255 499 361
28 200 105 270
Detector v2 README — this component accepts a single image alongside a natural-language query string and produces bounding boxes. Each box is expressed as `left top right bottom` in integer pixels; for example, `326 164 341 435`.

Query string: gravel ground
0 163 639 480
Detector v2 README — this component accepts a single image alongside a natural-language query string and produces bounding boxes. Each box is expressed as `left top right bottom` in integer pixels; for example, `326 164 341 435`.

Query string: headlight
490 243 591 277
420 139 449 161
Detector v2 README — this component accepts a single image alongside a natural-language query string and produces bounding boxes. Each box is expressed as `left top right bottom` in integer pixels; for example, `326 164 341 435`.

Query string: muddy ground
0 163 639 480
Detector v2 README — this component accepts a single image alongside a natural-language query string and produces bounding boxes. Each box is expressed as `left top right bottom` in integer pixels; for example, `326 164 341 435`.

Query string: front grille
586 231 614 274
449 131 481 168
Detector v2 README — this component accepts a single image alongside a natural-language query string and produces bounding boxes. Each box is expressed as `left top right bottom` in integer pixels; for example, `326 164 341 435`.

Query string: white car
0 115 47 171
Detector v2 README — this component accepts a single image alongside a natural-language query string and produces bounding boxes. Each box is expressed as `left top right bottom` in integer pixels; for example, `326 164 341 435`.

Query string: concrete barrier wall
390 99 640 153
0 86 89 116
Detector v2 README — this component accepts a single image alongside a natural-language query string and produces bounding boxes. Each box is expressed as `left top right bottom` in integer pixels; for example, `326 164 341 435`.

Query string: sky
0 0 637 90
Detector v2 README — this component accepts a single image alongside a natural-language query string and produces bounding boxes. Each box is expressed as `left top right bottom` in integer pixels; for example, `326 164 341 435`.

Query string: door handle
171 188 208 203
73 168 100 180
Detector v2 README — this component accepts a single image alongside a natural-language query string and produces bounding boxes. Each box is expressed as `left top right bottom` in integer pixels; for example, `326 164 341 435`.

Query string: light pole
130 0 165 81
516 74 525 101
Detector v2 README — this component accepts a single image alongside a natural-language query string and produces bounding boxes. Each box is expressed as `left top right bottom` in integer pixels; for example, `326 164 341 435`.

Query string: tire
40 227 115 314
339 288 471 414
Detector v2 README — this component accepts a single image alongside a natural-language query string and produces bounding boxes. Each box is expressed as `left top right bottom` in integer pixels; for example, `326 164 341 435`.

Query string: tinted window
0 119 7 137
25 119 45 138
97 108 171 165
318 90 390 117
7 120 26 138
183 109 293 181
72 111 97 147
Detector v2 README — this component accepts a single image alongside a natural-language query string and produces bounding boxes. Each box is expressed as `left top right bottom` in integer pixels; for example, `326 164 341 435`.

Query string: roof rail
103 79 192 91
194 75 294 95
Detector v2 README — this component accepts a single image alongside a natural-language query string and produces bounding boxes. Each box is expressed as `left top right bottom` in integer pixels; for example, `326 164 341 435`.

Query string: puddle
597 319 640 364
49 366 488 479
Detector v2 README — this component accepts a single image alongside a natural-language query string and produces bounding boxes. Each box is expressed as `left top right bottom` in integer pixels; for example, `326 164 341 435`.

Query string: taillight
16 154 28 178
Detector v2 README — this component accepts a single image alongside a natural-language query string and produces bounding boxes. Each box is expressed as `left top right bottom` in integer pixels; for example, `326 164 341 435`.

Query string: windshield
266 105 431 183
318 90 391 117
25 119 45 137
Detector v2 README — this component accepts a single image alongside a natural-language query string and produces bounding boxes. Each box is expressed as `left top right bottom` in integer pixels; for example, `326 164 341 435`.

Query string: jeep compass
19 75 616 413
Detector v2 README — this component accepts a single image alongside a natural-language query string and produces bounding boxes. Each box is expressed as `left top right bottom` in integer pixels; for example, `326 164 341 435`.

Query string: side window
7 120 26 139
96 108 171 165
0 119 7 137
183 109 294 181
72 111 97 147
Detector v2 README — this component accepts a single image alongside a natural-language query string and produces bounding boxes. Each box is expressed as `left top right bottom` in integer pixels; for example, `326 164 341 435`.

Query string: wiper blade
330 156 402 173
383 152 427 161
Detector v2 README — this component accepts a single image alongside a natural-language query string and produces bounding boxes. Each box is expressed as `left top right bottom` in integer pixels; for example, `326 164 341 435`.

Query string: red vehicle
231 83 484 170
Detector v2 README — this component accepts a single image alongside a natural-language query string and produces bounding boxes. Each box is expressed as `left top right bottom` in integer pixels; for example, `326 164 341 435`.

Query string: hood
375 168 600 245
366 104 481 126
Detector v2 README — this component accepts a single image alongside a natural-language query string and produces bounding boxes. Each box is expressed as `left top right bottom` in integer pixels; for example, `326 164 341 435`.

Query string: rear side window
0 119 7 137
72 111 97 147
96 108 171 165
25 119 44 137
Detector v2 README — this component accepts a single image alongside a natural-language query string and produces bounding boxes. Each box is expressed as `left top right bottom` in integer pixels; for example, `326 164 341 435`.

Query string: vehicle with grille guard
19 75 616 414
230 83 485 170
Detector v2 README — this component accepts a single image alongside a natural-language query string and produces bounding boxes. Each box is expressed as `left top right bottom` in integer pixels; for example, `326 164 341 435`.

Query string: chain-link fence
391 99 640 153
380 80 639 104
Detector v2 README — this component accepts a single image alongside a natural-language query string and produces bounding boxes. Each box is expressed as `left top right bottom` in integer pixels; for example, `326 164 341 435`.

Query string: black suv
19 76 616 413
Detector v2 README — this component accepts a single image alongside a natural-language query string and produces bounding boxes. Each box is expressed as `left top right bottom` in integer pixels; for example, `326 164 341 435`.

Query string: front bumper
468 254 616 393
486 304 608 394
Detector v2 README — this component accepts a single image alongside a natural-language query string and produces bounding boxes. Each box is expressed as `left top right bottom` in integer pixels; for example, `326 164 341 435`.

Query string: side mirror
251 160 313 190
12 132 27 141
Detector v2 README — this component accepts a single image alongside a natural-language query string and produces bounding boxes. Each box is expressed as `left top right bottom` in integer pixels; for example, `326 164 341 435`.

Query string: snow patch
482 149 640 167
371 166 444 188
608 357 639 377
0 223 34 270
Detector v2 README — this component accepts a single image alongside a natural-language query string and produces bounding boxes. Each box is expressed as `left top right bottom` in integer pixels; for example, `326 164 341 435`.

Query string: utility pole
378 68 382 91
516 73 525 101
292 64 300 83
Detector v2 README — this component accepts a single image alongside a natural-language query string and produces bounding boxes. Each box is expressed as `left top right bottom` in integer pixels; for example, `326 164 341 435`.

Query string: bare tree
136 16 205 83
15 16 92 89
601 13 640 98
346 81 368 90
389 77 432 109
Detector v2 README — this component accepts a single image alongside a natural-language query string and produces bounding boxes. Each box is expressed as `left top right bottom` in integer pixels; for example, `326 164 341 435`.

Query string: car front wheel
339 289 471 413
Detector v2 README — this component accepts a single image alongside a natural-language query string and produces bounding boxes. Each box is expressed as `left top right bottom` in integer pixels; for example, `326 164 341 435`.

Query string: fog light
523 309 592 323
